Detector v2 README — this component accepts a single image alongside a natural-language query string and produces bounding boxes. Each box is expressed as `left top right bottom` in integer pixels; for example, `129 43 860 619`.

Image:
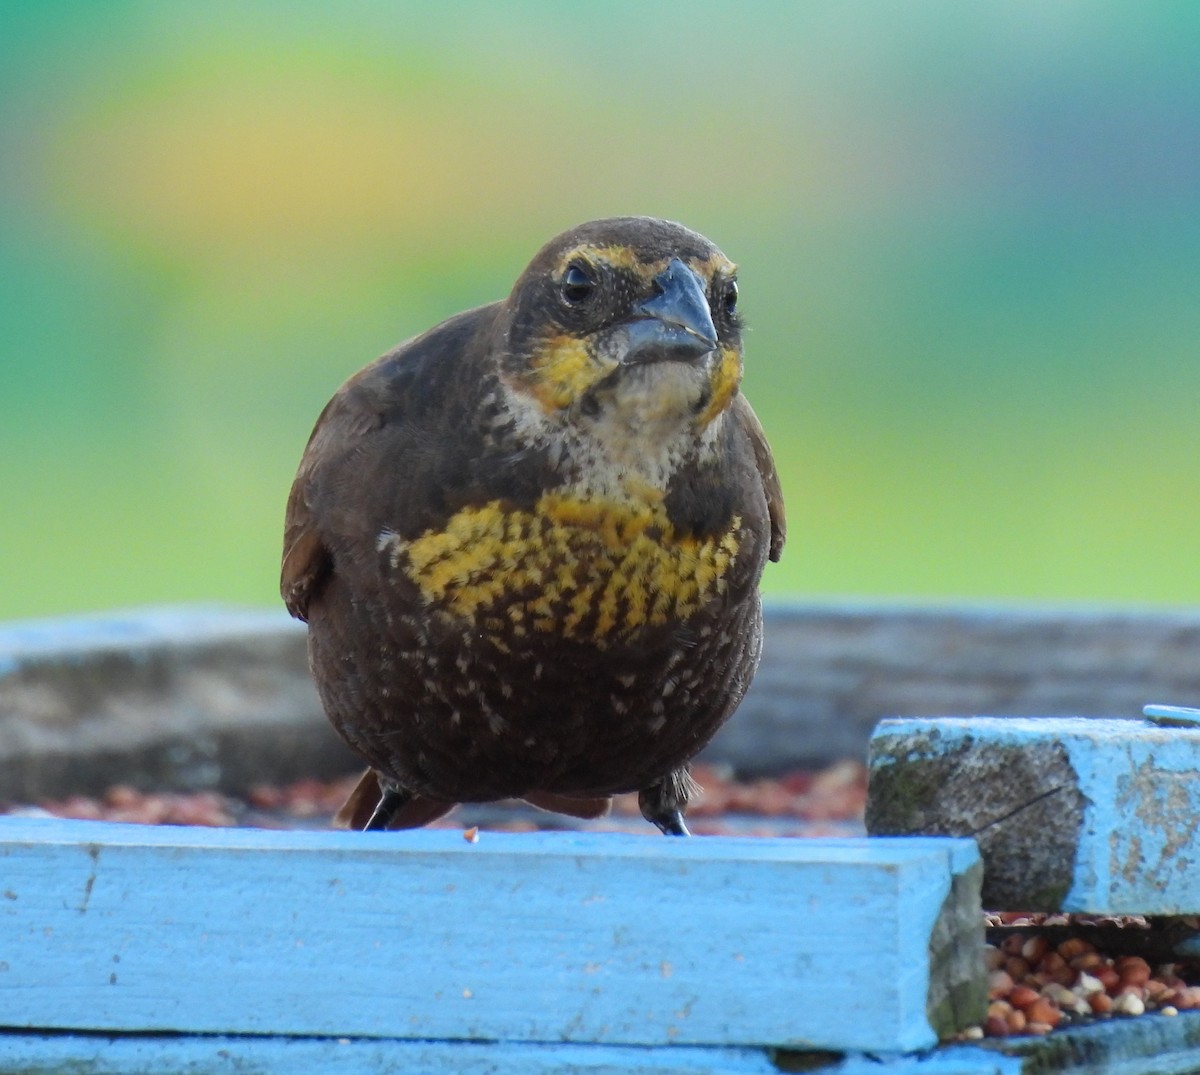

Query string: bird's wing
280 389 383 621
281 305 499 622
733 394 786 562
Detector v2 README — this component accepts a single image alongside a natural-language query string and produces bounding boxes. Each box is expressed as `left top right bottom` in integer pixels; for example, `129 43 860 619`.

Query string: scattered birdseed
958 929 1200 1041
0 760 868 837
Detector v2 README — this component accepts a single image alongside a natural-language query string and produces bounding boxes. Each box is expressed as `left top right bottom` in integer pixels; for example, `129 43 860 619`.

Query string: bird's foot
650 810 691 837
363 785 413 831
639 770 696 837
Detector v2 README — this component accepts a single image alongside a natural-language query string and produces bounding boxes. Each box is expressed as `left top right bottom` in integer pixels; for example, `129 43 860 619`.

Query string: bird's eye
722 279 739 316
560 263 597 305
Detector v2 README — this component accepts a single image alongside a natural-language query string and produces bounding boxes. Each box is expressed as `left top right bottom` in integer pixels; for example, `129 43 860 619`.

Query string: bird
281 216 785 836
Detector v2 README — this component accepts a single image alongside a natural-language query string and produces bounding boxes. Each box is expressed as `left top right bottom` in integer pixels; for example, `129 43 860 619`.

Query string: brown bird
282 217 785 835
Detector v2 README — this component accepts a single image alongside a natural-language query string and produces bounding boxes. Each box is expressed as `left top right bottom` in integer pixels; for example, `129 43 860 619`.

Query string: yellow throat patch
385 493 741 648
525 336 742 429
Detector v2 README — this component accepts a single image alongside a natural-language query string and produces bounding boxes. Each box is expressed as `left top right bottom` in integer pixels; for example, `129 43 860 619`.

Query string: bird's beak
616 259 718 366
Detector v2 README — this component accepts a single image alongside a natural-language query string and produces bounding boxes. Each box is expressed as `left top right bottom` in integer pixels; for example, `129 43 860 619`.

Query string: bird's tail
523 790 613 819
334 768 613 829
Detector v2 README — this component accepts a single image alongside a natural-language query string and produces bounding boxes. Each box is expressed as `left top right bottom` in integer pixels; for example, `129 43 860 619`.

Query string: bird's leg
363 783 414 831
639 768 697 837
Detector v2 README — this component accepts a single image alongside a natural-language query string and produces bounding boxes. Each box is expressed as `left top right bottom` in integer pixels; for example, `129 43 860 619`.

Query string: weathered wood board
867 716 1200 913
0 819 983 1053
4 1012 1200 1075
4 603 1200 798
0 605 355 799
686 603 1200 773
0 1034 784 1075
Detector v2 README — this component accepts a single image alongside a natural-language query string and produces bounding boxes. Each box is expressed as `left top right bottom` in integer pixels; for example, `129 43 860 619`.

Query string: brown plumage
282 217 785 835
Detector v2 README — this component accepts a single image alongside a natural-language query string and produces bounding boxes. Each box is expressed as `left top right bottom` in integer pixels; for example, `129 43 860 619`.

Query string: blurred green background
2 2 1198 620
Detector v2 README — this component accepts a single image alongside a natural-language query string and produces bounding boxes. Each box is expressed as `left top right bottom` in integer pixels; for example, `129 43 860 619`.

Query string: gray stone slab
0 606 354 799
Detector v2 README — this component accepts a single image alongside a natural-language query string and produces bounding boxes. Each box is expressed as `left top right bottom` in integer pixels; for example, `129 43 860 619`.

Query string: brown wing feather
281 305 501 623
280 392 381 622
523 791 613 819
280 527 329 622
733 394 786 562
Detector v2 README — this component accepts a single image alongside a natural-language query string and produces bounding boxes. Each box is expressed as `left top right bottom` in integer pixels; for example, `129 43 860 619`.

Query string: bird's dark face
497 219 744 455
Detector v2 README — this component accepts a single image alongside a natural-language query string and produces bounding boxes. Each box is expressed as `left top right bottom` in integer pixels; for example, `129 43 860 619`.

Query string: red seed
1021 935 1049 963
1009 985 1041 1010
1005 956 1031 981
988 970 1014 1000
246 784 284 809
1057 937 1094 960
51 796 104 821
1001 934 1027 956
104 785 142 809
1146 978 1173 1003
1116 956 1151 986
1041 951 1067 974
1025 998 1061 1028
984 1015 1010 1037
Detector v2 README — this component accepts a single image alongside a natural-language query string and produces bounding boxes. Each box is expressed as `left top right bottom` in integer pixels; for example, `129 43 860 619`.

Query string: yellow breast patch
387 494 741 647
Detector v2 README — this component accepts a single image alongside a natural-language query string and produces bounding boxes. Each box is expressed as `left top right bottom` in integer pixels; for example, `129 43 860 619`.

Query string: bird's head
495 218 743 453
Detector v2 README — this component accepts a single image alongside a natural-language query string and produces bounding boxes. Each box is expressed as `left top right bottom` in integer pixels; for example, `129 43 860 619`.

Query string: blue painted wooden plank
1144 704 1200 727
813 1009 1200 1073
868 716 1200 913
938 1009 1200 1075
826 1052 1015 1075
0 1032 784 1075
0 819 981 1053
7 1013 1199 1075
7 1018 1200 1075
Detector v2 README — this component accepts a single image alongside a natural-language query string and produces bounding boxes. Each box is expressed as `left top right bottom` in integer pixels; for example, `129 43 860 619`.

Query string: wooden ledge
0 819 982 1053
867 716 1200 913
